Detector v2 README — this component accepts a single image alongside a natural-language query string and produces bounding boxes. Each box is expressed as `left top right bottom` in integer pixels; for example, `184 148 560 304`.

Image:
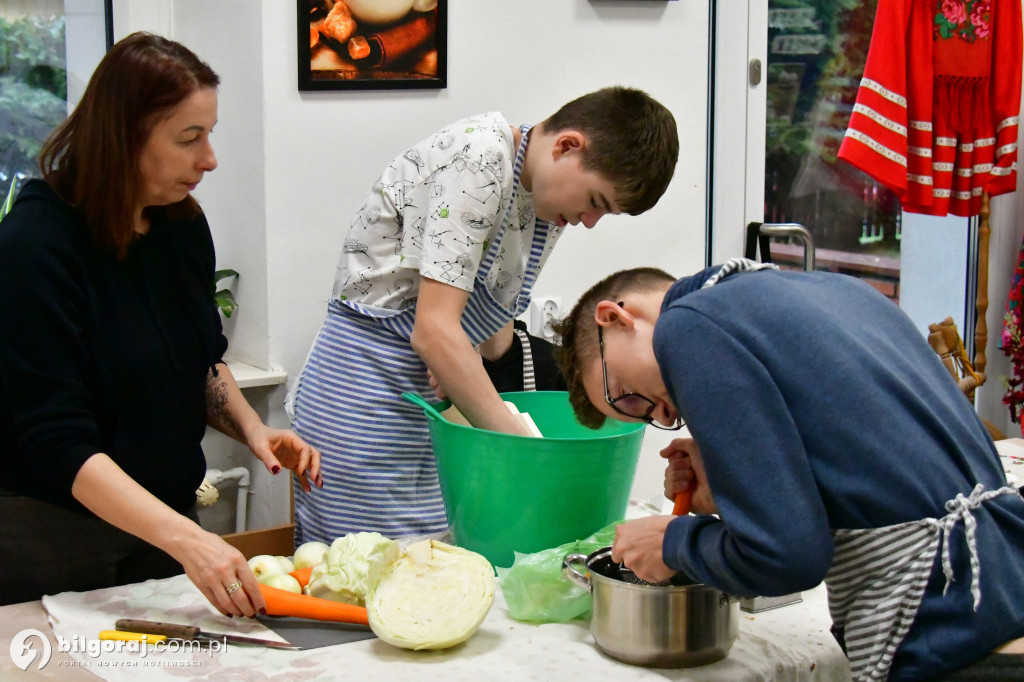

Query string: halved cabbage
367 540 494 650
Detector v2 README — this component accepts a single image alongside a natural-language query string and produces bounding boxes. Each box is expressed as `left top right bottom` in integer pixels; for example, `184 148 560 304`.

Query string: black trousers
932 653 1024 681
834 623 1024 681
0 490 193 605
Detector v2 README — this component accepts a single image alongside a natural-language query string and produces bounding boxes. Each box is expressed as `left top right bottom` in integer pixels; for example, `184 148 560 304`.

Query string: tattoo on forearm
206 369 244 441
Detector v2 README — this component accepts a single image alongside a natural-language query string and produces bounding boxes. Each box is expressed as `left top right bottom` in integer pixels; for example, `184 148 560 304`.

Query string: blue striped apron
289 125 550 543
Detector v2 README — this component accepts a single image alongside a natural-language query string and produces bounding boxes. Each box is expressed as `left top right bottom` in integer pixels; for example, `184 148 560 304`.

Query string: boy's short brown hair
542 87 678 215
554 267 676 429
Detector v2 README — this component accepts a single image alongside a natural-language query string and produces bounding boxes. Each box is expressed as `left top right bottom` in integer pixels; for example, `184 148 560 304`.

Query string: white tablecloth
41 571 849 681
996 437 1024 487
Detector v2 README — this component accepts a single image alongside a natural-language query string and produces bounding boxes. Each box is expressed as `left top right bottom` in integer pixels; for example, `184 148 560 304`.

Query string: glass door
764 0 900 301
711 0 972 338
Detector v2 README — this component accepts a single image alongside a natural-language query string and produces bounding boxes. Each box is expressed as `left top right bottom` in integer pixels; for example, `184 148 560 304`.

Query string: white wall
114 0 711 532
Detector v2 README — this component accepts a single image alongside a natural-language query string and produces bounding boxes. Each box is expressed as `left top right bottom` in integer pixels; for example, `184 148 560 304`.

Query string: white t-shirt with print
330 112 564 311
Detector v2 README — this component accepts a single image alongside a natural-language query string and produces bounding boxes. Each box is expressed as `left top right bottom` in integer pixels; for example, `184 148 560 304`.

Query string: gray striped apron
288 125 549 543
513 327 536 391
827 484 1024 681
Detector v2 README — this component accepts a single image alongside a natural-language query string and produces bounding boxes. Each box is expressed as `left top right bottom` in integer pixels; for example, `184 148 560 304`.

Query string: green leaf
214 289 237 318
214 268 239 283
213 269 239 317
1 176 18 219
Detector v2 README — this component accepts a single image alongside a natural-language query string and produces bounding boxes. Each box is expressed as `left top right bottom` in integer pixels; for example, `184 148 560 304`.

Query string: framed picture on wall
298 0 447 91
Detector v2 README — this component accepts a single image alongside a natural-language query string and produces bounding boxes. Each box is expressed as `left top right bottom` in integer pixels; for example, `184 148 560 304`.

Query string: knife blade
115 619 301 650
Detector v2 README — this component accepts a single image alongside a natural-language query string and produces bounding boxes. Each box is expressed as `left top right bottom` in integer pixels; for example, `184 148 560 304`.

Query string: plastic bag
497 521 620 623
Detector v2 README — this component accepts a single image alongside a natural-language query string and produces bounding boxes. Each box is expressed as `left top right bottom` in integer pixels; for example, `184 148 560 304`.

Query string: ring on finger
226 580 243 595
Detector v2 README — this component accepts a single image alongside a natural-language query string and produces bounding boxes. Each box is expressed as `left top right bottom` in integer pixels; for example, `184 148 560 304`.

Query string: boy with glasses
554 259 1024 682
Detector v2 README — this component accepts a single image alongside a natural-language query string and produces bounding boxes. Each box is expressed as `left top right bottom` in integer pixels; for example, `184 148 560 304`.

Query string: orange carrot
289 566 313 588
258 583 369 625
673 489 693 516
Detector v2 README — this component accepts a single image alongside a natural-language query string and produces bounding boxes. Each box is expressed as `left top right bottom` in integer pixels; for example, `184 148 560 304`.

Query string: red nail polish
259 608 267 616
272 465 281 474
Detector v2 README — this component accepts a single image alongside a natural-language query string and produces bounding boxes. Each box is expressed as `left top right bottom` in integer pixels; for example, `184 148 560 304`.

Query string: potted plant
214 268 239 318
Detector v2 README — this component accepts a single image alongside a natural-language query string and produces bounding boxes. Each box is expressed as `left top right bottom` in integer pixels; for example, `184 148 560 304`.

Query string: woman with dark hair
0 32 321 617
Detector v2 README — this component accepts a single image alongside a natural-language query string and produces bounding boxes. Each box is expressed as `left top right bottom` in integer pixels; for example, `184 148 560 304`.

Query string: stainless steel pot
562 546 738 668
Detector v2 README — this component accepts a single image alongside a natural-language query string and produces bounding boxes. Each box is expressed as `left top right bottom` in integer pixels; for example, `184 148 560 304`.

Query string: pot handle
562 552 592 590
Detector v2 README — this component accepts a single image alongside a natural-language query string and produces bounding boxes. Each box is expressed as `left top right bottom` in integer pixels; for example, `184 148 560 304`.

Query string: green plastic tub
404 391 646 569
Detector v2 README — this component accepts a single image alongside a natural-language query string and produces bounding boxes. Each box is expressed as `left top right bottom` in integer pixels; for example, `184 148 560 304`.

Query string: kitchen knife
115 619 301 650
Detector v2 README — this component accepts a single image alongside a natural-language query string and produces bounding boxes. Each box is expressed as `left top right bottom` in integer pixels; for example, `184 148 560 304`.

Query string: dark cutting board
258 616 377 650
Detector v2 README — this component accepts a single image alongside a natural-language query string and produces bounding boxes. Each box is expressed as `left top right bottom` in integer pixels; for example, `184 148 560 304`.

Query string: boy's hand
611 516 675 584
427 367 447 400
661 438 717 515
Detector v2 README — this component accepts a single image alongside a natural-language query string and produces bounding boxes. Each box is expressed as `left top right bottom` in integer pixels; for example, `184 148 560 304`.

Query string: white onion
247 554 290 579
293 541 330 570
259 573 302 593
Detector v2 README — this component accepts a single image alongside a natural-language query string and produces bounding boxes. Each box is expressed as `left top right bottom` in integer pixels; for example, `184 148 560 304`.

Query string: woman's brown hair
39 32 219 259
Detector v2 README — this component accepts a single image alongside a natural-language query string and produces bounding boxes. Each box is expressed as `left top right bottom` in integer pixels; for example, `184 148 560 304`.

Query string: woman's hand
247 425 323 492
175 528 267 618
72 453 267 618
206 364 322 492
611 516 676 584
661 438 717 515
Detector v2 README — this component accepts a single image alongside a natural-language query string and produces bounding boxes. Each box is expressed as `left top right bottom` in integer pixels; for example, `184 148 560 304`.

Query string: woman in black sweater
0 33 321 617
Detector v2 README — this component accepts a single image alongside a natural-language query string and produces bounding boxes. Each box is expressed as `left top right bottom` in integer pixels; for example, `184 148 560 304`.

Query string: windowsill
226 360 288 389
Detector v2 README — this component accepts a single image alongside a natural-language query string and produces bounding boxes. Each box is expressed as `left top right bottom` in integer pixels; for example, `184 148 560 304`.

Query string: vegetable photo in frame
299 0 447 91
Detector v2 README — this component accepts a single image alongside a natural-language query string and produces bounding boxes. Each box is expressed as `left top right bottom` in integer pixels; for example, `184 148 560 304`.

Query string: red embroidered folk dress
838 0 1022 217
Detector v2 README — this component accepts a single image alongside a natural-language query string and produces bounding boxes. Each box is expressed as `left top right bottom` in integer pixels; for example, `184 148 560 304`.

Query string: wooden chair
928 317 985 402
928 193 1006 442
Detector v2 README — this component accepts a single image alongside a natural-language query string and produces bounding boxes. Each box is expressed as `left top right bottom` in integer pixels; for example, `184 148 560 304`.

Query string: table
1 571 848 682
6 439 1024 681
995 437 1024 486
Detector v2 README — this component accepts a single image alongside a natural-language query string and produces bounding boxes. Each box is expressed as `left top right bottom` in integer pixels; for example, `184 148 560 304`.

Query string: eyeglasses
598 322 684 431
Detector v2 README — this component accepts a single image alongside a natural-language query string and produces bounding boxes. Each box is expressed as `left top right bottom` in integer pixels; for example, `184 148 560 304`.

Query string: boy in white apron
287 87 678 544
556 259 1024 681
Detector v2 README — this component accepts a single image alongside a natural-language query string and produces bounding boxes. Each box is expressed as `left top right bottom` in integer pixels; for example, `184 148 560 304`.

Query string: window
763 0 901 301
0 0 110 195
